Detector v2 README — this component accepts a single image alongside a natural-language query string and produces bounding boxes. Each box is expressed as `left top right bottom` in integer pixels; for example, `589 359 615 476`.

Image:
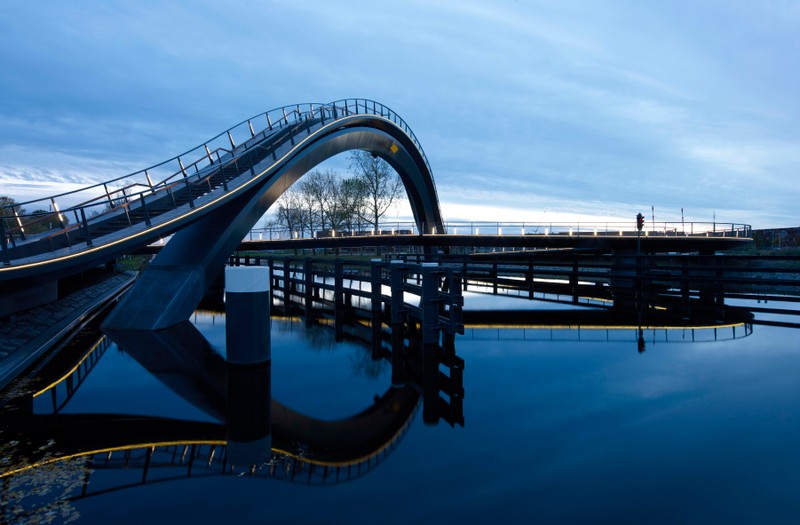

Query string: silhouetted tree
348 151 403 232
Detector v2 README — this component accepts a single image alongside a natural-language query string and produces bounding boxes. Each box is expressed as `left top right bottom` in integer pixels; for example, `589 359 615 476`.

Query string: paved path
0 270 135 390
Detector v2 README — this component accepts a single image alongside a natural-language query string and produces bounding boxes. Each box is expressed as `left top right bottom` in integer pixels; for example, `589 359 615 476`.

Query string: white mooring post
225 266 271 470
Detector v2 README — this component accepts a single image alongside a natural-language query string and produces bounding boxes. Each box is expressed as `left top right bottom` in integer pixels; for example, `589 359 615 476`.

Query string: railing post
1 216 9 266
50 198 66 231
139 194 151 227
8 208 25 243
103 183 115 209
79 208 93 247
204 145 214 165
183 178 195 209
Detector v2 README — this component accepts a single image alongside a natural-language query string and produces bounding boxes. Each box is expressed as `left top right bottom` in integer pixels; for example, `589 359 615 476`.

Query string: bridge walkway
3 112 319 268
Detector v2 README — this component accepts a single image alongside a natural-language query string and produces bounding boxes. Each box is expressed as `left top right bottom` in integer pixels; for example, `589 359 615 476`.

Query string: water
2 295 800 524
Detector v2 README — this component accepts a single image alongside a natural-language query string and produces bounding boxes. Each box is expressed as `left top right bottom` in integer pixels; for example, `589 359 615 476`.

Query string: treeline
270 151 403 238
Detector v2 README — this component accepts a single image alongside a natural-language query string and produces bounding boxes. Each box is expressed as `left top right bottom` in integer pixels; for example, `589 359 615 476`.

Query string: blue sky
1 0 798 228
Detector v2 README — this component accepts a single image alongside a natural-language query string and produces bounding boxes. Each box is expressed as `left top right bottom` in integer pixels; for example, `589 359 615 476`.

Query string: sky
1 0 798 228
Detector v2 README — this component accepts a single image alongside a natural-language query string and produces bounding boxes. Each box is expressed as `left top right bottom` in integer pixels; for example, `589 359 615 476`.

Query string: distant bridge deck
237 232 752 254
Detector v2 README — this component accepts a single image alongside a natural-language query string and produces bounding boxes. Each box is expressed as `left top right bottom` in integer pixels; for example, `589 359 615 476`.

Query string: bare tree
273 186 306 238
269 159 403 238
297 169 335 233
348 151 403 232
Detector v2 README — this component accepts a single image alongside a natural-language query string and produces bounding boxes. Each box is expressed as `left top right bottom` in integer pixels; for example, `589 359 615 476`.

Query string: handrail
1 99 430 217
1 99 432 266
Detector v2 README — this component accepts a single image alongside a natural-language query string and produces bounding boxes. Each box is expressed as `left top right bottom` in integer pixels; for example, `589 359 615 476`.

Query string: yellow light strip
0 440 226 479
32 337 107 398
465 322 746 330
1 404 416 478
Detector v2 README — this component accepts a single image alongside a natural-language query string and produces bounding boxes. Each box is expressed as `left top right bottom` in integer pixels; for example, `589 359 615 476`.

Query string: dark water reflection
2 297 800 524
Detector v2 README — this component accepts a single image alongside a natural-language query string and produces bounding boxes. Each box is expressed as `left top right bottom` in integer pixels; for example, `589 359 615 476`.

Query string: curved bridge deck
1 99 442 288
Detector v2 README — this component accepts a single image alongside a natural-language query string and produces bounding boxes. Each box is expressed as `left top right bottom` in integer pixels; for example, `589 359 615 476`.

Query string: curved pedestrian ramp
0 99 444 328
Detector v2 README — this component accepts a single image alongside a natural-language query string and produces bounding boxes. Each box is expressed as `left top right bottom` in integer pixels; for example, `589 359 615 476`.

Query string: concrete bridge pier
224 266 271 469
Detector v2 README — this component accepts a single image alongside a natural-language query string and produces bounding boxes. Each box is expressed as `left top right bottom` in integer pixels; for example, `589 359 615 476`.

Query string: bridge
1 98 754 326
0 99 444 324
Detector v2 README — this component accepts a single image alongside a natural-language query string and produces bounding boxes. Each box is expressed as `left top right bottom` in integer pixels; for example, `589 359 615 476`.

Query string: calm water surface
4 295 800 524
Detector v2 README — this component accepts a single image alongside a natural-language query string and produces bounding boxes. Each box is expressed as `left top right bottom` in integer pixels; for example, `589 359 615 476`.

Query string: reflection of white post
225 266 271 469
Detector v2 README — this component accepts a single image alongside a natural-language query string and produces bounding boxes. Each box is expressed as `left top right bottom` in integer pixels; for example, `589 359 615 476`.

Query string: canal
1 291 799 524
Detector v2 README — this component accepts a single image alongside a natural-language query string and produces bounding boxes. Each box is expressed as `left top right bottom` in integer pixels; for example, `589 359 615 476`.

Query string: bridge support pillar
225 266 271 469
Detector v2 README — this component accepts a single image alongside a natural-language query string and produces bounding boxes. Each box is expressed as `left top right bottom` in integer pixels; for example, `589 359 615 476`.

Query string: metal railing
1 99 429 266
246 220 752 242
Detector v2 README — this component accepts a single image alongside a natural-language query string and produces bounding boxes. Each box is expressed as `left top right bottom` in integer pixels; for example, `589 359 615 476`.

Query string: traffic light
636 212 644 232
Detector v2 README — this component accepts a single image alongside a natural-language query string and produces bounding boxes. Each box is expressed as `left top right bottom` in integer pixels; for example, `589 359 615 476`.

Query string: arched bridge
0 99 444 328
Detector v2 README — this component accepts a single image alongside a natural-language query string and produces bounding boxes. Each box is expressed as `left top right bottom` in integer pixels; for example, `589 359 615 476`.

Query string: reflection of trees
296 324 387 379
349 350 387 380
302 324 339 352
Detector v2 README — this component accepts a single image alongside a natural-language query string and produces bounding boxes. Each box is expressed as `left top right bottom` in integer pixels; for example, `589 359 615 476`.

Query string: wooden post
570 257 579 304
304 258 313 326
389 260 406 386
527 259 534 300
492 258 498 295
283 258 291 316
370 259 383 358
334 259 344 341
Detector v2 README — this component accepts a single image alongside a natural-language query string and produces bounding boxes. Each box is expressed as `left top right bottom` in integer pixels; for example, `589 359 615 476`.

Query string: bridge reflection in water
0 289 763 520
